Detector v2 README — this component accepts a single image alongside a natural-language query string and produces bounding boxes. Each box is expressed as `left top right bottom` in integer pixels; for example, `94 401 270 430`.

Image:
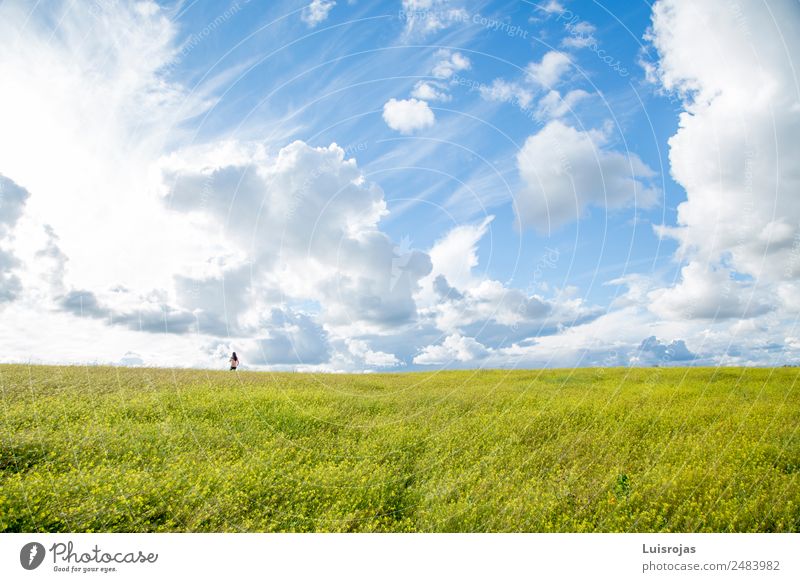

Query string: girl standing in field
229 352 239 371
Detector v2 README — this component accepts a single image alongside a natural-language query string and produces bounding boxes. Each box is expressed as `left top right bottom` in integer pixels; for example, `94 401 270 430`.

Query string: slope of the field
1 365 798 532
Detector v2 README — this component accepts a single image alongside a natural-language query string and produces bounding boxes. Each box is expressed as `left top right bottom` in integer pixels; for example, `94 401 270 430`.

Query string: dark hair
232 352 238 360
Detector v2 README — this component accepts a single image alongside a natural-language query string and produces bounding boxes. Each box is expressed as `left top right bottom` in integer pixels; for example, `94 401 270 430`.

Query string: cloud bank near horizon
0 0 798 371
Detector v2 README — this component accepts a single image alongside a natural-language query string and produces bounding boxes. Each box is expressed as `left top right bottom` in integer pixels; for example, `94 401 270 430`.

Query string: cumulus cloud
119 351 144 366
633 0 800 346
250 308 330 366
0 0 448 370
173 267 253 336
562 21 597 49
0 175 29 235
636 335 696 363
648 262 772 321
4 0 797 371
478 51 593 124
411 81 451 102
645 0 800 283
0 250 22 304
301 0 336 27
34 225 69 293
535 89 592 120
0 0 220 300
432 274 464 301
344 338 401 368
431 49 471 79
479 79 535 109
432 279 552 333
416 215 600 349
413 333 489 365
0 175 30 304
539 0 564 14
57 288 211 335
526 50 572 87
515 120 659 232
58 289 105 319
163 139 432 336
424 216 493 292
382 98 436 134
404 51 470 105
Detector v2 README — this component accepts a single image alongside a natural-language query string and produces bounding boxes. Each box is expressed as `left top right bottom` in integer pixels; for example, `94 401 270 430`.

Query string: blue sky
0 0 799 370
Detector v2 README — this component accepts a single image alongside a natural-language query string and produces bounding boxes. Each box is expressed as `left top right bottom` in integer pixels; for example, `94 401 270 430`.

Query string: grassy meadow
1 365 798 532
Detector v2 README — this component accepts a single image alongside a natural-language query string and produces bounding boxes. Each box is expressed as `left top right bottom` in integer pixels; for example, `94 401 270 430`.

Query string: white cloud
345 338 401 368
413 333 489 365
645 0 800 283
0 175 29 304
423 216 493 292
430 279 554 335
416 215 599 346
405 51 470 105
635 335 696 364
382 98 436 134
535 89 592 120
526 50 572 87
250 307 331 365
4 0 799 371
0 174 29 235
777 281 800 313
163 139 432 335
648 262 772 321
118 351 145 366
539 0 564 14
142 134 436 366
477 51 589 121
0 0 436 370
301 0 336 28
562 21 597 49
0 0 217 298
32 224 68 295
629 0 800 359
479 79 535 109
0 275 20 307
431 49 471 79
566 0 800 369
515 120 659 232
411 81 451 102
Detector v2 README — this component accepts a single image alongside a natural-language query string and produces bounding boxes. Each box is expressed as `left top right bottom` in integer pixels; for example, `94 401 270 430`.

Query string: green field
1 365 798 532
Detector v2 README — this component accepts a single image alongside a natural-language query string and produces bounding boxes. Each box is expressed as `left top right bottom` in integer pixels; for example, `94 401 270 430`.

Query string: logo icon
20 542 46 570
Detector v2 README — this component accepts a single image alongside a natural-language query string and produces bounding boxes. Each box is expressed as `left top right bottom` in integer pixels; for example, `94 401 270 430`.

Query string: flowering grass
1 365 798 532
